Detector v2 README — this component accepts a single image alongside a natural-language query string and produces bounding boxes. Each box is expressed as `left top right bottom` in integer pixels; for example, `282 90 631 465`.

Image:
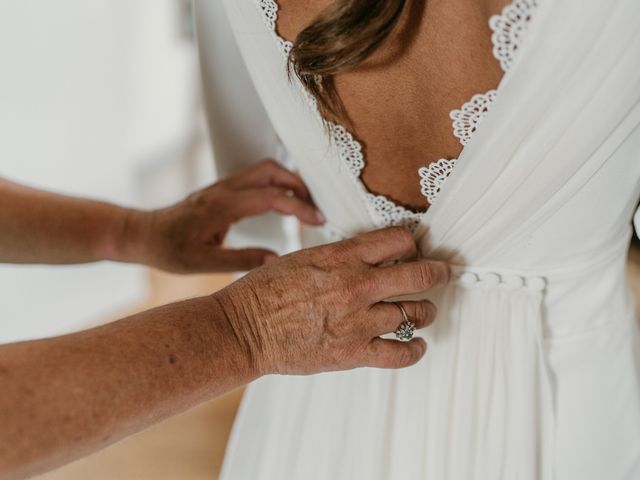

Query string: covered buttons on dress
454 269 547 292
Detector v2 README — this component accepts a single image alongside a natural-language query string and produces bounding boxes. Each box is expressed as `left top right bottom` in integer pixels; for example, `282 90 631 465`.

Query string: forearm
0 178 139 264
0 295 255 480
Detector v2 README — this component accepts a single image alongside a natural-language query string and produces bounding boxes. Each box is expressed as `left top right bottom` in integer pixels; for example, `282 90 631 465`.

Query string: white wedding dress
194 0 640 478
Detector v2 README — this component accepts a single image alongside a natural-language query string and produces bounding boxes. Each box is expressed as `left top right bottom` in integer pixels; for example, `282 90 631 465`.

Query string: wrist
102 207 152 265
209 288 265 380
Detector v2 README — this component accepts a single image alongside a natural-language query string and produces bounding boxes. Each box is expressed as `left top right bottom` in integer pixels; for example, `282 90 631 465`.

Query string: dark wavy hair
288 0 407 123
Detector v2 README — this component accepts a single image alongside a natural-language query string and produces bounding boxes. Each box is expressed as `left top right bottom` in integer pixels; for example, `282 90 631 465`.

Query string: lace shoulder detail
489 0 539 72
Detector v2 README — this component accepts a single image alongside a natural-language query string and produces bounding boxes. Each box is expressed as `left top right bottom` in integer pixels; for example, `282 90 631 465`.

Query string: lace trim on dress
254 0 423 231
257 0 294 54
331 125 364 178
331 124 423 230
489 0 539 72
254 0 537 227
418 158 457 205
417 0 537 205
365 194 422 231
449 90 499 146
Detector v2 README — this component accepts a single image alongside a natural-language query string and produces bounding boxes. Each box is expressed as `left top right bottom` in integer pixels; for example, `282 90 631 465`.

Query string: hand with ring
393 302 416 342
213 227 451 375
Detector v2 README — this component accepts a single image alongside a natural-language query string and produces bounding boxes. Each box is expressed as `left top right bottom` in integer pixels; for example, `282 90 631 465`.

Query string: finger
344 227 418 265
202 248 278 272
227 159 312 201
367 301 437 337
362 337 427 369
235 187 325 225
367 259 451 300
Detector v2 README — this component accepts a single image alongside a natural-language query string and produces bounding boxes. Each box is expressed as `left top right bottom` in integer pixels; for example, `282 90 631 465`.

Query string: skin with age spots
0 171 450 478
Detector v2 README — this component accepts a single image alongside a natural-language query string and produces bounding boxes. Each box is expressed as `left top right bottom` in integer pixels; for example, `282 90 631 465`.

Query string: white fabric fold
416 0 640 265
198 0 640 477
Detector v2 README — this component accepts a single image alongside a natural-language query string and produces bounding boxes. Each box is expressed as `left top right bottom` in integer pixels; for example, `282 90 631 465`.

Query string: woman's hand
119 159 324 273
213 227 451 375
0 228 449 478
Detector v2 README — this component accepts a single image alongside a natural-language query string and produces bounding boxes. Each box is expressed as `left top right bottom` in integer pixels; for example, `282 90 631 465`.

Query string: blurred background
0 0 211 343
0 1 239 478
0 1 639 479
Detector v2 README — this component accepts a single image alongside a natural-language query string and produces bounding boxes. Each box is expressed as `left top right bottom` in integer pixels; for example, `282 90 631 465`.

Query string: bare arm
0 178 131 265
0 228 451 479
0 295 249 479
0 160 323 271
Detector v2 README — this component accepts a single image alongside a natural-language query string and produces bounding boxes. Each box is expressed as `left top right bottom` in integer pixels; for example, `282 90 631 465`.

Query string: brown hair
288 0 407 123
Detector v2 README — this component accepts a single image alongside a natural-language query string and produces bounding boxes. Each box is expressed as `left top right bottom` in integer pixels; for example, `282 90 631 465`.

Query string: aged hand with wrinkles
216 227 451 375
0 159 324 272
1 170 450 479
120 158 325 273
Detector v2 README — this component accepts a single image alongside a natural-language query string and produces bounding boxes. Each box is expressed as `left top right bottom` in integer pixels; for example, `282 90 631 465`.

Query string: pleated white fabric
194 0 640 478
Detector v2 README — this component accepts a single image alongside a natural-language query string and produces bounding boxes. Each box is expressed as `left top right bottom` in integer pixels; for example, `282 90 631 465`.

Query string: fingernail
315 210 326 224
264 253 279 264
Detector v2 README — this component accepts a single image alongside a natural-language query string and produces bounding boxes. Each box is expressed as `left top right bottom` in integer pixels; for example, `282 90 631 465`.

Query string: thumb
206 248 278 272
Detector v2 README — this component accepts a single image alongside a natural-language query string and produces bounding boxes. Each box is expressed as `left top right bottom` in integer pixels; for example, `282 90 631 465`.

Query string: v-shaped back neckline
414 0 561 259
255 0 541 234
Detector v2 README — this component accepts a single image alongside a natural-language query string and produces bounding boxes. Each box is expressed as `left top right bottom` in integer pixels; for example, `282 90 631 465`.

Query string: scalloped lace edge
254 0 537 229
417 0 537 205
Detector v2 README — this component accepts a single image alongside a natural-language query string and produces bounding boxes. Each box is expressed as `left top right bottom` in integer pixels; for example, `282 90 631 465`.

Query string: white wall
0 0 203 342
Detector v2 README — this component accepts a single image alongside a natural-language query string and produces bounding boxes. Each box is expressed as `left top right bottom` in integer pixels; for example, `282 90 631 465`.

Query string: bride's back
276 0 511 211
200 3 640 478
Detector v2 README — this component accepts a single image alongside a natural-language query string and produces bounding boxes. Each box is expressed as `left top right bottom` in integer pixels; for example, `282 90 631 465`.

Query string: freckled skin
0 226 449 479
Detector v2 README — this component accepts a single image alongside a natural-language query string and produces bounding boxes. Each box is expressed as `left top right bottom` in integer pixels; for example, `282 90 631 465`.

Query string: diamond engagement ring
393 302 415 341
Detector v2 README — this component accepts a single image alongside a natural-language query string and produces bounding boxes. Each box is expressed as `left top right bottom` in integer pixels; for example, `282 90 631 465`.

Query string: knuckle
329 240 358 263
346 236 378 262
430 260 451 286
440 261 453 285
339 280 363 304
415 262 436 289
414 303 430 326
